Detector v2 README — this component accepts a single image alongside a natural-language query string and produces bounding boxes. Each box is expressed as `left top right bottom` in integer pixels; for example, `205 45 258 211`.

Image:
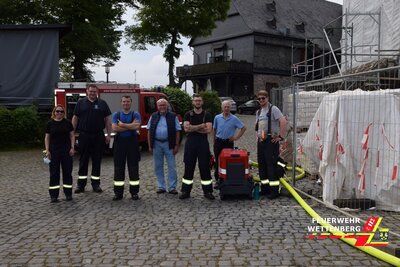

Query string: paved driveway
0 115 394 266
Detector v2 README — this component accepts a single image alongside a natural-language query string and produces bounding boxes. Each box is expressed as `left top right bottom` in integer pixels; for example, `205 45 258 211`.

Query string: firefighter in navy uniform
255 90 287 199
72 84 112 193
44 105 75 203
179 94 215 200
111 95 141 200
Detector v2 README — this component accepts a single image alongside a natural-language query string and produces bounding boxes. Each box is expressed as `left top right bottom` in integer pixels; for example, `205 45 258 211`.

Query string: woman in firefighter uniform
255 90 287 199
180 94 215 200
44 105 75 203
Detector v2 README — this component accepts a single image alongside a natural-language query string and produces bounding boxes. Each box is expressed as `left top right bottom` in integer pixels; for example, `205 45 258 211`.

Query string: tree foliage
161 87 192 116
199 90 221 119
125 0 230 87
0 0 132 81
0 106 41 149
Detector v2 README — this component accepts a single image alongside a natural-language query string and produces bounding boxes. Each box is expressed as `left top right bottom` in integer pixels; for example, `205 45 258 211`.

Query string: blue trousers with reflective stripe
49 143 73 198
113 135 140 196
257 137 279 194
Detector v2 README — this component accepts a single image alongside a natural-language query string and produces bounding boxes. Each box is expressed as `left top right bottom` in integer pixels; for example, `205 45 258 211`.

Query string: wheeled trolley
218 148 253 200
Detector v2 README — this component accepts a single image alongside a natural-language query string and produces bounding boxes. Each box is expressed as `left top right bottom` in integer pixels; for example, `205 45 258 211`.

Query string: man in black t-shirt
72 84 112 193
179 94 215 200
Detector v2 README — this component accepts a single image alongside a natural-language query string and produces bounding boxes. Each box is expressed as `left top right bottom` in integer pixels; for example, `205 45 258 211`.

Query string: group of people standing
44 84 286 203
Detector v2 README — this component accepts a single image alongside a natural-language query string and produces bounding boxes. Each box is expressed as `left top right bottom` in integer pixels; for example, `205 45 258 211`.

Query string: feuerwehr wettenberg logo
304 217 389 247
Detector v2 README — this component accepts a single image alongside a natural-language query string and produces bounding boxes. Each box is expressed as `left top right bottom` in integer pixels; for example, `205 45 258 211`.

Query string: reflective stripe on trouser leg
269 180 280 193
269 181 280 187
129 179 140 195
277 161 286 168
114 181 125 186
201 178 213 194
49 185 60 198
181 177 193 193
114 180 124 196
77 175 87 188
260 179 270 185
49 185 61 190
62 184 73 197
129 180 139 186
182 178 194 185
91 175 101 187
201 179 212 186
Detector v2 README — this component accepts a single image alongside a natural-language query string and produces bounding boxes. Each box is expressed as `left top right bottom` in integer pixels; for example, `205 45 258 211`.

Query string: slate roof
190 0 342 49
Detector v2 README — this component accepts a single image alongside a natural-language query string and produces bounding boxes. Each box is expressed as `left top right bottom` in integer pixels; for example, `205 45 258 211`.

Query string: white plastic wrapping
302 89 400 211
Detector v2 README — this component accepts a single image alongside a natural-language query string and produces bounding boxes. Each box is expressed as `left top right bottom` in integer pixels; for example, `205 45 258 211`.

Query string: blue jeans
153 141 178 191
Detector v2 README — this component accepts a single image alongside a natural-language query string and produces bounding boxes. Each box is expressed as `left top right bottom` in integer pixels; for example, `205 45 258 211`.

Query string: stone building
176 0 342 103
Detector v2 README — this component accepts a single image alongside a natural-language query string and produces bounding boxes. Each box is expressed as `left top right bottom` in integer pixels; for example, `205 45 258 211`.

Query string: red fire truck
55 82 179 150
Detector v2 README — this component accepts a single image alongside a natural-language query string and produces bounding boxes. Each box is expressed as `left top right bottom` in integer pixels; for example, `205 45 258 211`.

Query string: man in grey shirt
255 90 287 199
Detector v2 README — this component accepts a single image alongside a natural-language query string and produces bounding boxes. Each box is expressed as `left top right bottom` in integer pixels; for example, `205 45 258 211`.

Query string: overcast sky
90 0 343 93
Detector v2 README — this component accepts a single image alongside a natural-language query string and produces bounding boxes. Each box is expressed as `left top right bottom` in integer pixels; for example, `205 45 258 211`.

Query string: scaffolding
290 8 400 91
270 6 400 208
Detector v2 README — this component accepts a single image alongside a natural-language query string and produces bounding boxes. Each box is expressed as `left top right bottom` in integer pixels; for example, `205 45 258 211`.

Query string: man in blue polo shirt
147 98 181 195
212 100 246 186
111 95 141 201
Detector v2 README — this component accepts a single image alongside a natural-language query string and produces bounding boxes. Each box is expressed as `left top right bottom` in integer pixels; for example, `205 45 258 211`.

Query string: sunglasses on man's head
55 110 64 113
257 97 266 101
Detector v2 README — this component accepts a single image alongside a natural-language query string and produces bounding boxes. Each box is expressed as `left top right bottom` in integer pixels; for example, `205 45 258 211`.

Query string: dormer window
266 16 277 29
266 0 276 12
295 22 305 33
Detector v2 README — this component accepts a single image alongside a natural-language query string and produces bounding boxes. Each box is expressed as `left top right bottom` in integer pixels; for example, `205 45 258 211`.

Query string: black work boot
179 191 190 199
112 195 123 201
92 185 103 193
266 191 280 199
204 192 215 200
74 187 85 194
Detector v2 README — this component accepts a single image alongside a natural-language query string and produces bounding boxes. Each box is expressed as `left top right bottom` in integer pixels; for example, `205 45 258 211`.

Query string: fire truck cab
55 82 178 150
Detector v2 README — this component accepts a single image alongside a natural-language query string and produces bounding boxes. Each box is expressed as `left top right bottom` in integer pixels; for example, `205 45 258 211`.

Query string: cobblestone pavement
0 115 397 266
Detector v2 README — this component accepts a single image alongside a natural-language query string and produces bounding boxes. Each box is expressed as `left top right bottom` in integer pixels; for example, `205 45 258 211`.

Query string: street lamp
183 64 189 92
104 63 112 83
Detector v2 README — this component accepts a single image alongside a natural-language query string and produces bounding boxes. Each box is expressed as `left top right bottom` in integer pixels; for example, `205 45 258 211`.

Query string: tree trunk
164 31 180 87
72 56 87 82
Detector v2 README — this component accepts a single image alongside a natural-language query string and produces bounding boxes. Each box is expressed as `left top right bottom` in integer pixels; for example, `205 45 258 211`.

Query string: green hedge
199 90 221 119
0 106 44 149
